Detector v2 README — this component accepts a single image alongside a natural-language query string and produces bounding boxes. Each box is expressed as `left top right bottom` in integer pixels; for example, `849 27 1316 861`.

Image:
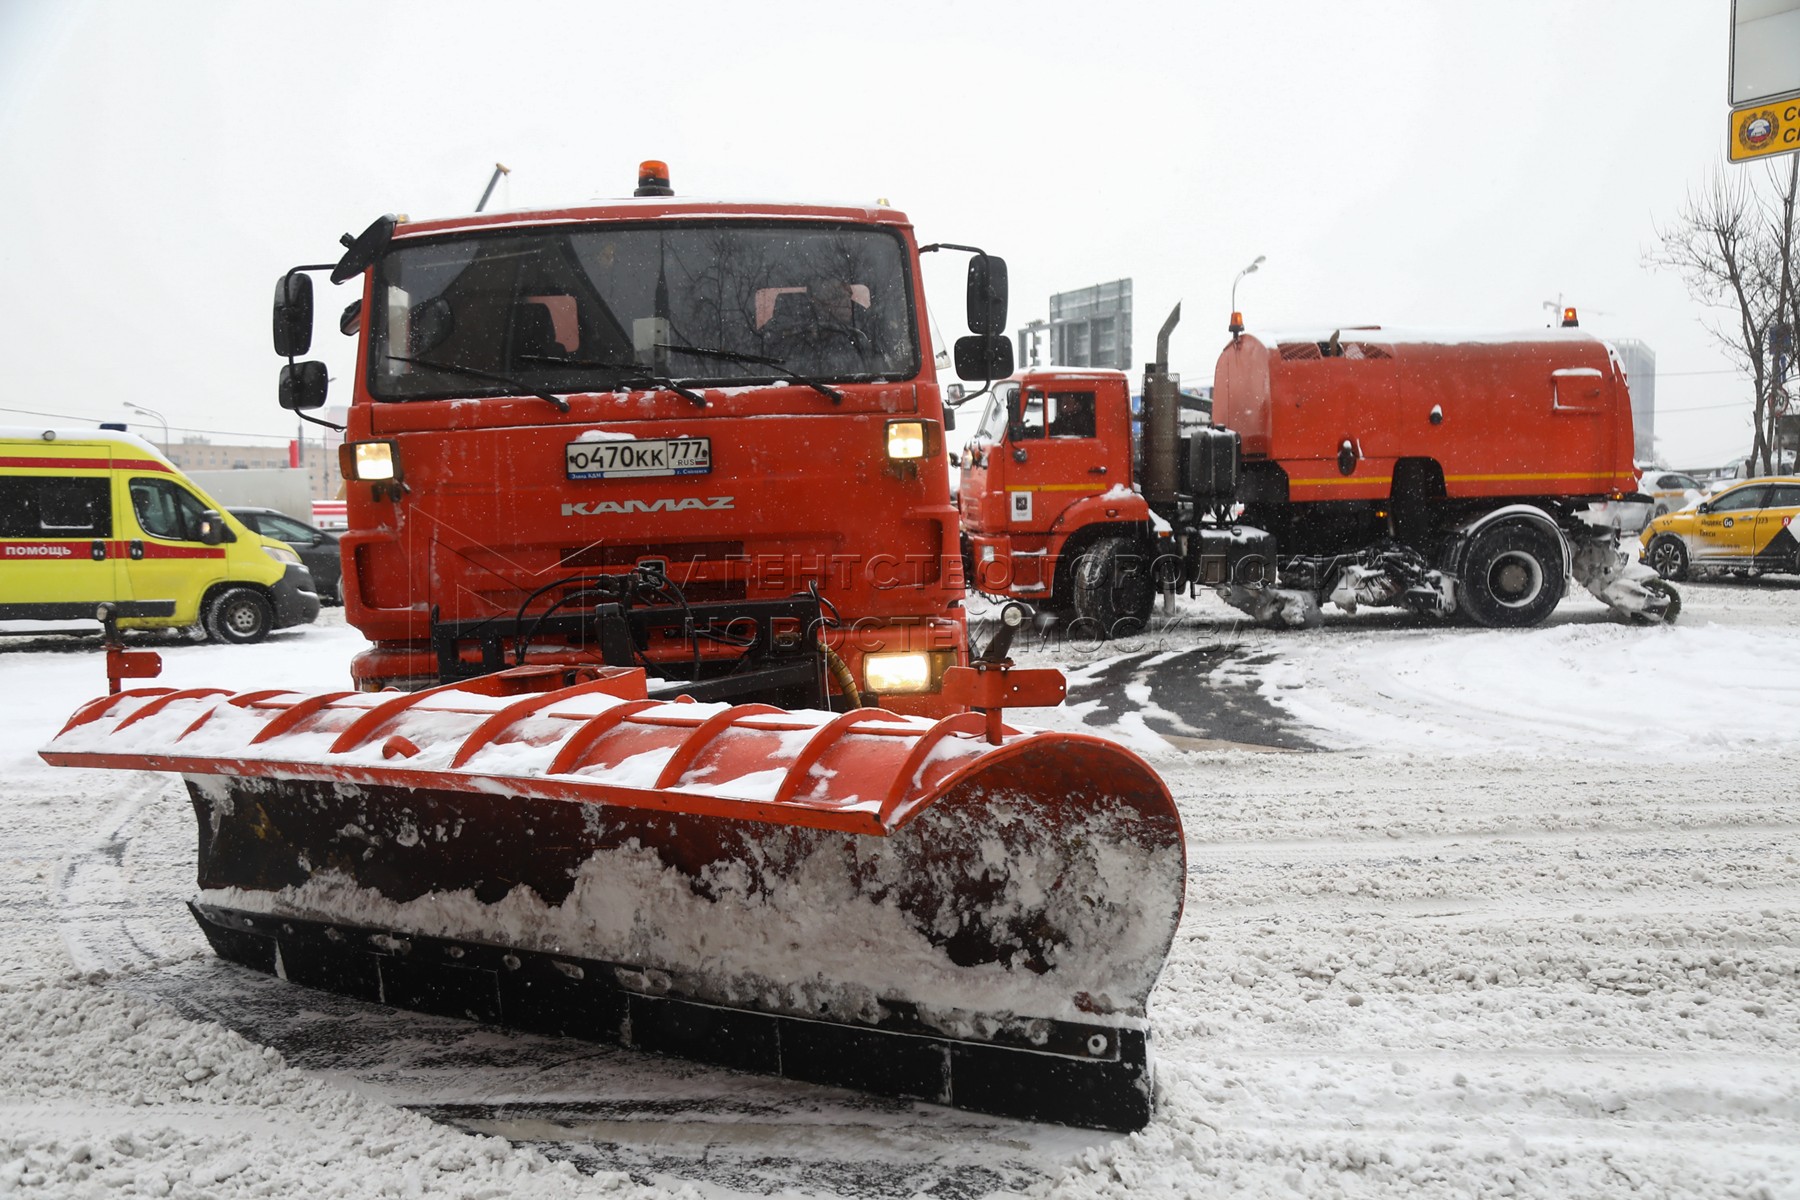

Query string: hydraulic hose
820 637 865 709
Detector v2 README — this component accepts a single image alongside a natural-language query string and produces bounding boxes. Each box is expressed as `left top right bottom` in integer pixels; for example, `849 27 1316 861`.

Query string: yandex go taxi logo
561 496 735 517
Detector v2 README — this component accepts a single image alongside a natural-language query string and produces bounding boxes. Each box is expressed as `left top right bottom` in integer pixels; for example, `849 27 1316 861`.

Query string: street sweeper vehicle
959 305 1677 632
40 164 1186 1132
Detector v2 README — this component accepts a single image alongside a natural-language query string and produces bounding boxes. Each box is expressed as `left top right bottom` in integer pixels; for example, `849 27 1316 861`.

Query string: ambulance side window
130 479 207 542
0 477 111 537
38 478 112 533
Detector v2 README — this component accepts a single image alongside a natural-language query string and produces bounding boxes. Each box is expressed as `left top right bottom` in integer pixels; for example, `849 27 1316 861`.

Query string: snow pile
198 781 1182 1031
0 979 673 1198
1249 618 1800 758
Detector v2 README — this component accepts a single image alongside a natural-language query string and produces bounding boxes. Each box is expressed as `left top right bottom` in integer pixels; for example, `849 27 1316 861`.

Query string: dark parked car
229 507 342 604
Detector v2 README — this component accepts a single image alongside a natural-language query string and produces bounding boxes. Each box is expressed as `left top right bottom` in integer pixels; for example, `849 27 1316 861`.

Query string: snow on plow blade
41 666 1185 1131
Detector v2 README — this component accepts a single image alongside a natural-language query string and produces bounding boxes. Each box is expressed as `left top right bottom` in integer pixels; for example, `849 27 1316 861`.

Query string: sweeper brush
42 664 1186 1131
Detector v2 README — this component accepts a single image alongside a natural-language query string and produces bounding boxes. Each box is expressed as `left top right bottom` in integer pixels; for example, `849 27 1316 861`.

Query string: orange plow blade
41 666 1185 1130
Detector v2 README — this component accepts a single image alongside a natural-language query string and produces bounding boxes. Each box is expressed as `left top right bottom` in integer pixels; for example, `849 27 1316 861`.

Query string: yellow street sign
1729 101 1800 162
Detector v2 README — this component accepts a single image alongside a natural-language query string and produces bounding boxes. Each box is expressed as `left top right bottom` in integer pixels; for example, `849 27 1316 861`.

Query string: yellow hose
820 637 864 709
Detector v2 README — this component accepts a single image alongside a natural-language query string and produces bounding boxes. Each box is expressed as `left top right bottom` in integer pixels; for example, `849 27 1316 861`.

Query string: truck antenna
475 163 511 213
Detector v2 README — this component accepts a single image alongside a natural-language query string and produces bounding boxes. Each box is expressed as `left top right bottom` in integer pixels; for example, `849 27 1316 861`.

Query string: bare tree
1649 158 1799 474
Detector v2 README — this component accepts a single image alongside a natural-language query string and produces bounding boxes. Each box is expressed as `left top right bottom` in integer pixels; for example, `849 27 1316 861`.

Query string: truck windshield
368 221 918 401
973 383 1019 443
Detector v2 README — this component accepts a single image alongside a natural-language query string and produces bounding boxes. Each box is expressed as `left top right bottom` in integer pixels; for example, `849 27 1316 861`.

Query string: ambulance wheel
1072 535 1154 638
1644 535 1689 582
206 588 274 645
1459 523 1565 629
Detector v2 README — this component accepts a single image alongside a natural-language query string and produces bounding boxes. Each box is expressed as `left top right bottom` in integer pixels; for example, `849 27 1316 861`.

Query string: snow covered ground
3 583 1797 1198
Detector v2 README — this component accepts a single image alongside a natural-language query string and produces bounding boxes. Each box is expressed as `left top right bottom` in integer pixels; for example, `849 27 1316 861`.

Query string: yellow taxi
1639 475 1800 580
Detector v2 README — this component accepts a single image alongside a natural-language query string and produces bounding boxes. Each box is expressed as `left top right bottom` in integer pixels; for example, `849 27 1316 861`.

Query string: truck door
1003 383 1106 533
0 469 123 618
1693 483 1768 565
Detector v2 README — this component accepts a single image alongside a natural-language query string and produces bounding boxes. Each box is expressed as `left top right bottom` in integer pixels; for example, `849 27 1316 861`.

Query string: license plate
566 437 711 479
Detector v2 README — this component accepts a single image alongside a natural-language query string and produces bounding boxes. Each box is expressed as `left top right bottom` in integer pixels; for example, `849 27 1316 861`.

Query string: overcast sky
0 0 1772 467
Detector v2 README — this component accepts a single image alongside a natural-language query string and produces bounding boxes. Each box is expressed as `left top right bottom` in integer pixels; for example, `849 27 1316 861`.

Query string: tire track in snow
111 962 1098 1199
53 774 190 974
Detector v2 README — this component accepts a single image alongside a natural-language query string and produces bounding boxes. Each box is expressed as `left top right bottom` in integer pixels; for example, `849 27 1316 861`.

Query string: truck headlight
262 543 302 566
863 651 934 694
344 440 399 481
886 420 927 461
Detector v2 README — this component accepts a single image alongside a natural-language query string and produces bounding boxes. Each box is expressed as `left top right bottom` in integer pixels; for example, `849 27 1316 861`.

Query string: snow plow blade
41 666 1185 1131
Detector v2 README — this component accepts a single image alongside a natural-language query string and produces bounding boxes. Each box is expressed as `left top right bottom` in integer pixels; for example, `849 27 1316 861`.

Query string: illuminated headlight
262 543 302 566
886 420 927 461
351 441 397 481
863 651 933 694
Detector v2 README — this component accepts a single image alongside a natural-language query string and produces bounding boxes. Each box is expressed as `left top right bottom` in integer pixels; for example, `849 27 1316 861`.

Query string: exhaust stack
1142 303 1183 521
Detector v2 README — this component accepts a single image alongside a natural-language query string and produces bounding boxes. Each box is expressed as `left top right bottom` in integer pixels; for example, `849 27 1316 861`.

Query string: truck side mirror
954 334 1013 382
966 255 1008 335
273 273 314 357
279 361 330 411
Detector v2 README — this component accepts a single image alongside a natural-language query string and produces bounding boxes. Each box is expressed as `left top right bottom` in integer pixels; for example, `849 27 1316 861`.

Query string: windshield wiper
512 353 709 408
387 355 571 413
655 343 844 404
398 352 708 409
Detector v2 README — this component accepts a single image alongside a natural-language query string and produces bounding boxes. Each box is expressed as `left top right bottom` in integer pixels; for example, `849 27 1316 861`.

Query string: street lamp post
124 402 169 450
1229 256 1266 335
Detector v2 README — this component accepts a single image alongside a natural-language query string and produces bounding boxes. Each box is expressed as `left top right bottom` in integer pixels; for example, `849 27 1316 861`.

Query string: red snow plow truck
39 165 1186 1132
961 305 1677 631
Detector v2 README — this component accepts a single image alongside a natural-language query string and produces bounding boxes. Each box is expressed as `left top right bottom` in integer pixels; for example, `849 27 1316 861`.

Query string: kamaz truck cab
272 162 1016 712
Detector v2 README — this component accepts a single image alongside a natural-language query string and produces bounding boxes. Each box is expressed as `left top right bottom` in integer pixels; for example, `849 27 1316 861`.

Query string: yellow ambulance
0 427 321 641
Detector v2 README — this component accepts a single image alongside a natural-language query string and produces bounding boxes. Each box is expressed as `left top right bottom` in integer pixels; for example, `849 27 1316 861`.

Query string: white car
1639 470 1705 517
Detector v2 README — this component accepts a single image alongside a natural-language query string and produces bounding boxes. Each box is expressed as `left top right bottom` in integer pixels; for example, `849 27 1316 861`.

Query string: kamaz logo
561 497 736 517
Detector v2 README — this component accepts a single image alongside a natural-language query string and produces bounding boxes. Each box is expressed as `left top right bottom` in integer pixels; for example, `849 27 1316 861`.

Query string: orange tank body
1212 329 1639 505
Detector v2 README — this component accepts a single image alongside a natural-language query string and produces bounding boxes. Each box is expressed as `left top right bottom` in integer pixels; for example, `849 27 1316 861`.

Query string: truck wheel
1644 535 1689 582
1072 536 1154 638
205 588 274 645
1459 523 1565 628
